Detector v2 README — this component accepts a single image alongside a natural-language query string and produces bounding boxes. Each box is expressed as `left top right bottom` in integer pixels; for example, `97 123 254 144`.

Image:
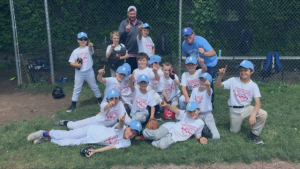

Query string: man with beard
118 6 143 73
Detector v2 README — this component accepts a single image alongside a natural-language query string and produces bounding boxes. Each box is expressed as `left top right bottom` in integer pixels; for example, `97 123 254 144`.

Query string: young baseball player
54 89 131 129
129 74 157 123
67 32 102 113
143 101 207 150
215 60 268 145
106 30 129 77
97 65 128 104
179 56 207 110
121 63 133 109
137 23 155 58
27 115 142 157
159 62 181 107
190 72 220 140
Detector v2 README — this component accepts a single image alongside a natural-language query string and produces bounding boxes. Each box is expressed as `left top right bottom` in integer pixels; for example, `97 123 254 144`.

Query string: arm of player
173 77 180 86
181 86 190 104
120 52 129 60
249 97 261 127
120 95 125 104
198 48 216 57
97 65 106 84
195 135 208 144
70 62 81 69
150 106 155 119
88 40 93 53
215 65 227 88
198 55 207 73
204 79 212 96
160 100 180 115
116 112 126 129
138 22 143 40
106 45 115 59
129 72 135 92
152 63 160 81
152 46 155 55
87 145 116 158
162 90 169 103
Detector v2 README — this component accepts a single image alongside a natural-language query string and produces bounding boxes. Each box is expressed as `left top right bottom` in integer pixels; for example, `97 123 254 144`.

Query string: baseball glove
75 58 83 70
145 118 159 130
80 145 94 157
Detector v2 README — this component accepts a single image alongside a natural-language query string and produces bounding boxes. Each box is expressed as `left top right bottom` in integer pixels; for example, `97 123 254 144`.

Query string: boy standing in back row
137 23 155 58
215 60 267 145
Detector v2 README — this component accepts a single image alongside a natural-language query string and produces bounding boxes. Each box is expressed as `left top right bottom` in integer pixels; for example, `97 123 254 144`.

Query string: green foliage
0 0 13 52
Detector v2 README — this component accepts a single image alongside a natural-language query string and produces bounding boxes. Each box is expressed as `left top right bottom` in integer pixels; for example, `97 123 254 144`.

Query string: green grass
1 83 300 168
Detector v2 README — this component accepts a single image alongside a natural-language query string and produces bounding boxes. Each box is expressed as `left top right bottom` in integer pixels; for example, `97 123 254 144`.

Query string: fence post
44 0 55 84
9 0 21 85
178 0 182 78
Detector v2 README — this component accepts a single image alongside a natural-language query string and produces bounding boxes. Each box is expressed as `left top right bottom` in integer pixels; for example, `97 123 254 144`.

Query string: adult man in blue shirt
181 27 217 104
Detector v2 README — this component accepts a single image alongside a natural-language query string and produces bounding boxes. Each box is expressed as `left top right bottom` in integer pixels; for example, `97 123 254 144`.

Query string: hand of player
108 97 116 107
126 22 132 33
87 149 97 158
138 22 143 31
119 112 126 122
159 100 168 107
152 63 158 73
249 114 257 127
88 40 93 47
111 44 116 50
98 65 105 75
185 97 190 104
204 78 211 87
199 137 208 144
198 48 205 56
219 65 227 76
198 54 204 65
129 71 135 81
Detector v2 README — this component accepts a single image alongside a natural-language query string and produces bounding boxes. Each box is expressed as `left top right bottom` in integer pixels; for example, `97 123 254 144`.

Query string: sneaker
250 132 264 145
54 120 68 126
135 136 147 141
66 103 76 113
154 112 161 121
27 130 45 141
33 137 50 144
98 97 103 105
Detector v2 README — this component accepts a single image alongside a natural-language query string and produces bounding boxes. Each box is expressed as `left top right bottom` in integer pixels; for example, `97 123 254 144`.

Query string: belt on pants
229 105 248 108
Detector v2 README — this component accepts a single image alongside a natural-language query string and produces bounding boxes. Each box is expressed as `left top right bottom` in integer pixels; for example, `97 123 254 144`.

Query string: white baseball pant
143 126 176 150
130 110 149 123
199 111 220 140
50 126 89 146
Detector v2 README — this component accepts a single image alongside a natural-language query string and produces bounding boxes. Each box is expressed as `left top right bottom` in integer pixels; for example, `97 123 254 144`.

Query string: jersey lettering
103 135 119 145
136 95 147 109
187 79 200 89
77 51 88 63
181 122 198 137
195 95 203 104
165 81 175 93
105 110 118 121
233 87 252 103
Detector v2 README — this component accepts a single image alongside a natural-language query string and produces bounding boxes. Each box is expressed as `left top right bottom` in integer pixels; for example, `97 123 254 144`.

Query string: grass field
1 82 300 168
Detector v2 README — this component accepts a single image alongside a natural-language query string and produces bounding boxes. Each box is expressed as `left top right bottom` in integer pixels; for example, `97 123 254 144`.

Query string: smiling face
77 37 88 47
162 65 172 77
127 11 137 21
184 33 195 45
185 63 198 73
116 72 126 82
137 58 148 69
239 67 254 80
199 78 206 87
137 81 149 90
110 35 120 45
142 28 150 37
187 109 200 119
123 126 138 139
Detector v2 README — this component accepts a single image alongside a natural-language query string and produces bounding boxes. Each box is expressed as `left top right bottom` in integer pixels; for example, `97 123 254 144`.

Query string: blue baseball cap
116 66 127 75
137 74 149 83
148 55 161 65
199 72 212 83
122 63 131 80
236 60 254 70
107 89 120 99
142 23 151 29
185 56 197 64
182 27 193 37
128 120 142 135
186 101 200 111
77 32 88 39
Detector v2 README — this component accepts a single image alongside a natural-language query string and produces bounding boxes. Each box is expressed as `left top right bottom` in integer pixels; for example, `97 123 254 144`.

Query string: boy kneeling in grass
27 115 142 157
143 101 207 150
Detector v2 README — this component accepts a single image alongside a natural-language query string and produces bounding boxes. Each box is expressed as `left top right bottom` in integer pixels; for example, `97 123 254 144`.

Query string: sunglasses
183 34 192 38
78 38 88 41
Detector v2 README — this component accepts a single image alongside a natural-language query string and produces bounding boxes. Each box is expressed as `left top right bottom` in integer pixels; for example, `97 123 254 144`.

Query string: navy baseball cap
107 89 120 99
128 120 142 134
78 32 88 38
148 55 161 65
236 60 254 70
185 56 197 64
199 72 212 83
182 27 193 37
137 74 149 83
142 23 151 29
186 101 200 111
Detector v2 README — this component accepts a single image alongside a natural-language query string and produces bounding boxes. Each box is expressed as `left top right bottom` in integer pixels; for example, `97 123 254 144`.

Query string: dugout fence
9 0 300 85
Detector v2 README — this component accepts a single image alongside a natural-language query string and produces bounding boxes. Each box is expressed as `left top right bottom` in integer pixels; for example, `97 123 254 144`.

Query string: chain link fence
9 0 300 85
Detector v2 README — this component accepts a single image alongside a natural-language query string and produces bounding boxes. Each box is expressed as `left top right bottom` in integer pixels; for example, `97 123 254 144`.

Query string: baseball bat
20 54 31 83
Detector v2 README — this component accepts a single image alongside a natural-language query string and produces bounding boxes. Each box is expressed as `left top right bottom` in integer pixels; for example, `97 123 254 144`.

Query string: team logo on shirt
123 81 130 92
165 81 175 93
105 110 118 121
144 40 152 50
181 122 198 136
134 74 140 83
103 135 119 145
113 85 122 93
77 52 88 63
233 87 251 103
195 95 203 104
187 79 200 89
136 95 147 109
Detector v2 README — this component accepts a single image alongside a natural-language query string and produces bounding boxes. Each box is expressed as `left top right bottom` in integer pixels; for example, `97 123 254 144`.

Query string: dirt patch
0 70 71 125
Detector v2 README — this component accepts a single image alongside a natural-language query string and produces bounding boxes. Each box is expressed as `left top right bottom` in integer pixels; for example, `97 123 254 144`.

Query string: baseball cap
185 56 197 64
186 101 200 111
127 6 137 12
137 74 149 83
236 60 254 70
77 32 88 39
182 27 193 37
116 66 127 75
122 63 131 80
148 55 161 65
142 23 151 29
128 120 142 135
199 72 212 83
107 89 120 99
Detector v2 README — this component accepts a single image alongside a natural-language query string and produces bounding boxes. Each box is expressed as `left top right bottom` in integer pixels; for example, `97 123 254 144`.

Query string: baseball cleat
98 97 103 105
54 120 68 126
66 104 76 113
250 132 264 145
27 130 45 142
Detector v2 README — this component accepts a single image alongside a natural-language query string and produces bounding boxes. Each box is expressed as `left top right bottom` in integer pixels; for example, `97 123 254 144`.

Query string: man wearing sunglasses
118 6 143 73
181 27 217 106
